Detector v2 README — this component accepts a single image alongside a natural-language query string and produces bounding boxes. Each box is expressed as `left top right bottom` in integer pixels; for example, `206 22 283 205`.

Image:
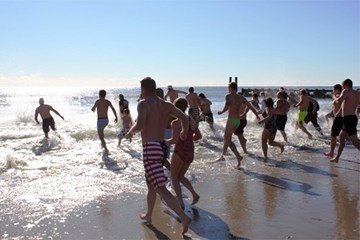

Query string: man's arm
127 101 146 138
91 101 98 112
50 107 64 120
109 102 118 123
311 98 318 114
218 95 229 115
243 97 260 120
176 90 187 95
294 96 303 107
34 110 39 124
334 89 347 104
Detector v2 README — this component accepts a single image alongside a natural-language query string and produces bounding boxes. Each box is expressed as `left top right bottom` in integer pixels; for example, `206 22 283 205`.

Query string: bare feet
236 155 243 169
191 194 200 205
182 216 192 235
215 155 225 162
280 145 285 153
323 151 333 158
140 212 152 223
329 157 339 163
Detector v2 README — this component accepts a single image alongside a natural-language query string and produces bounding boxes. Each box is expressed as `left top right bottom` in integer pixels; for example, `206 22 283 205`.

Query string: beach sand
2 146 359 239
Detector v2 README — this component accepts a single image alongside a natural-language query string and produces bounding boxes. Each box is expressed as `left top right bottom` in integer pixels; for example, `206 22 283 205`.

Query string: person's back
298 94 312 111
119 94 129 115
276 98 290 115
36 104 53 119
95 98 112 119
139 97 174 143
227 92 242 118
122 113 132 129
200 98 212 113
341 88 360 116
186 92 200 109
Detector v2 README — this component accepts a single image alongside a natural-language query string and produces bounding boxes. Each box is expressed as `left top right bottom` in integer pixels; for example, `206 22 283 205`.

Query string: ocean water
0 86 355 239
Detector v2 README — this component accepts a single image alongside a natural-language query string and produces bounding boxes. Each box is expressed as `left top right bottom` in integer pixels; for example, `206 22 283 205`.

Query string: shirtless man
185 87 201 123
329 79 360 163
164 85 187 103
126 77 191 234
218 82 260 168
234 92 260 154
294 89 318 138
91 90 118 153
199 93 215 131
275 91 290 142
35 98 64 138
323 84 344 159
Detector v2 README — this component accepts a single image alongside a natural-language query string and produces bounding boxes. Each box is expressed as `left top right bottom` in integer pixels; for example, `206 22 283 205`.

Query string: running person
275 91 290 142
35 98 64 138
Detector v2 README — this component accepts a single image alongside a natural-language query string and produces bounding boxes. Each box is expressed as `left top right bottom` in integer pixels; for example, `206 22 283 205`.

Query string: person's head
260 92 265 98
140 77 156 97
300 89 307 95
279 87 285 92
119 94 124 100
333 84 343 95
252 93 259 99
228 82 237 93
342 78 353 89
276 91 284 99
168 85 173 90
189 87 194 93
155 88 164 99
264 97 274 108
199 93 206 99
39 98 44 105
124 108 130 115
99 90 106 98
174 97 188 113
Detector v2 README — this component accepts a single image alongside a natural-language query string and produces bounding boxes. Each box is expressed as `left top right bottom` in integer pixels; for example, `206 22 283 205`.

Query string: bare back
93 99 113 118
275 99 290 115
297 95 312 111
35 104 53 119
139 97 178 142
166 90 179 103
186 93 200 109
226 92 242 118
339 89 360 116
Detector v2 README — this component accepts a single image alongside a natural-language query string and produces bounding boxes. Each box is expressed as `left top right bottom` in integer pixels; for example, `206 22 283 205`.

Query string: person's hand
61 116 64 120
125 131 133 139
114 117 118 123
217 111 222 115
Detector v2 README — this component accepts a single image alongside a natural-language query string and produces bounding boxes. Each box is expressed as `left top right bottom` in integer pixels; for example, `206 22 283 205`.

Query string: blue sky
0 0 358 87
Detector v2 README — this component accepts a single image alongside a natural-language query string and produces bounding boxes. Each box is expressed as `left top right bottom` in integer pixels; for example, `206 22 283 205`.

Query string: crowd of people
34 77 359 235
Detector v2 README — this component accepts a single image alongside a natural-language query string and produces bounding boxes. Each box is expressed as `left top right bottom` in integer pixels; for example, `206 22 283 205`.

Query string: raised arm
109 102 118 123
50 106 64 120
165 119 181 145
34 109 40 124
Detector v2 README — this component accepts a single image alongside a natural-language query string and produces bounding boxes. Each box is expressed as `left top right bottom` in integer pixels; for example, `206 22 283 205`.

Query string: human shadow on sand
100 153 128 172
142 222 170 240
244 170 320 196
164 207 248 239
248 154 337 178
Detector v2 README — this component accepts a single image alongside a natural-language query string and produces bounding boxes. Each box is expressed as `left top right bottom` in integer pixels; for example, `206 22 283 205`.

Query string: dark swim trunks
199 112 214 124
343 115 358 136
276 114 287 131
331 116 344 137
235 119 247 135
42 117 56 133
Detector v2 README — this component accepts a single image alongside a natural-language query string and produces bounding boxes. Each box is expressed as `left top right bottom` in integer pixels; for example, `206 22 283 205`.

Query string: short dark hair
228 82 237 91
141 77 156 91
301 89 307 95
264 97 274 108
342 79 353 88
189 87 194 92
155 88 164 99
333 84 342 92
199 93 205 98
174 98 188 112
99 90 106 98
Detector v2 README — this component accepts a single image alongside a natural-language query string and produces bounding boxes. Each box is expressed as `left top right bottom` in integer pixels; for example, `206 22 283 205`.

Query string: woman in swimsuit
258 97 284 161
166 98 202 209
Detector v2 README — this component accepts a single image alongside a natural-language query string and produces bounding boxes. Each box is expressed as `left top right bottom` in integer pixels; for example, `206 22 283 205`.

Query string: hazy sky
0 0 358 87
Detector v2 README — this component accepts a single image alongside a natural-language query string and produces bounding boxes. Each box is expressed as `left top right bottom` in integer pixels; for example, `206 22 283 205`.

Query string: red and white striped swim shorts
143 141 167 189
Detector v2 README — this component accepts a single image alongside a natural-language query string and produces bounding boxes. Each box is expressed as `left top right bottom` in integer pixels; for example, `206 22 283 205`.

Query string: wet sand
3 146 359 239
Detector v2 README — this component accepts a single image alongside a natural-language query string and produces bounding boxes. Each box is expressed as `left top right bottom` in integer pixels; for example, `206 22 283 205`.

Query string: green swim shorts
297 110 308 124
228 117 241 129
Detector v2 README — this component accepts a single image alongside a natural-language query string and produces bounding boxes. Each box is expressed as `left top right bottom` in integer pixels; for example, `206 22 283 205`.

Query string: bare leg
237 134 248 154
279 130 288 142
261 129 269 160
348 134 360 150
170 154 185 209
44 132 49 139
156 186 192 234
229 142 243 168
269 134 284 153
298 124 312 139
98 128 109 152
330 131 347 163
324 136 336 158
179 162 200 205
140 183 157 223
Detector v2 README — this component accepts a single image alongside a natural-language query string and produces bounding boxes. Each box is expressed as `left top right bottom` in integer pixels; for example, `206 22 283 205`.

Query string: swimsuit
199 112 214 124
143 141 168 189
188 107 200 123
97 117 109 130
265 114 277 135
343 115 358 136
331 116 343 137
228 117 241 129
297 110 308 125
42 117 55 133
276 114 287 131
235 119 247 135
174 120 195 163
118 127 130 140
